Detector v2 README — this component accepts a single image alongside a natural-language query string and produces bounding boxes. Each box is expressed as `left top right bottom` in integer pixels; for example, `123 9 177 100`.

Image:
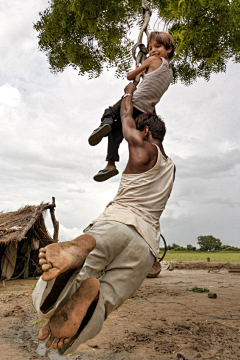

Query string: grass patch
187 286 209 293
131 293 138 298
162 251 240 263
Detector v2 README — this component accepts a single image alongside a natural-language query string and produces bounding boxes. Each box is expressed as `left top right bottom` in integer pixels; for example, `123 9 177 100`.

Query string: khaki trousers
32 221 154 355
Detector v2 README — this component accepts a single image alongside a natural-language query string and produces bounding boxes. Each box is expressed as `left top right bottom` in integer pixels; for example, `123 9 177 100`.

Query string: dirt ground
0 265 240 360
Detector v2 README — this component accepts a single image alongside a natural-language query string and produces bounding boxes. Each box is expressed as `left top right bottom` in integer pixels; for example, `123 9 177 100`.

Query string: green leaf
33 318 42 324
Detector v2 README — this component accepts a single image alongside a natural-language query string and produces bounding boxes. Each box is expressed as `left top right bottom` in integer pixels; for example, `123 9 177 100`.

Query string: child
88 31 175 182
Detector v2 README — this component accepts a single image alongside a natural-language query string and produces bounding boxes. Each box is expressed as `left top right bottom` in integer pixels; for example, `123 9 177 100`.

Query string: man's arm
120 83 158 174
120 83 144 146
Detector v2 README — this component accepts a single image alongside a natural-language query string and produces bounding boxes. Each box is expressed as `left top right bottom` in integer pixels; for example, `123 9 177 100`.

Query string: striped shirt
132 57 173 114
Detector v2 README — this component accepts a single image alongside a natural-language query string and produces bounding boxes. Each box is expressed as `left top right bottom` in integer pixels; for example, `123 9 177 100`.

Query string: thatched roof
0 203 53 246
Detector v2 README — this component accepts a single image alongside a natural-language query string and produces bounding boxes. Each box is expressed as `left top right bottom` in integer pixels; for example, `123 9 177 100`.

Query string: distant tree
34 0 240 84
171 243 181 250
187 244 196 251
197 235 222 251
221 245 240 251
174 246 185 251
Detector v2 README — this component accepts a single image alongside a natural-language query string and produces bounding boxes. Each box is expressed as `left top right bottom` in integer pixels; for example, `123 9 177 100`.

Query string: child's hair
147 31 175 60
136 113 166 142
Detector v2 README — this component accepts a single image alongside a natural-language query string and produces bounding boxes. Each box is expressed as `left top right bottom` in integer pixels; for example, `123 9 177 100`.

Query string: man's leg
38 277 100 350
35 221 154 355
38 234 96 282
87 222 155 317
63 221 155 354
32 234 96 320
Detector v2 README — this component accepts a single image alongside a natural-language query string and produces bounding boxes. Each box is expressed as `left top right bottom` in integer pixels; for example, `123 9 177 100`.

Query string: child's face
148 39 171 60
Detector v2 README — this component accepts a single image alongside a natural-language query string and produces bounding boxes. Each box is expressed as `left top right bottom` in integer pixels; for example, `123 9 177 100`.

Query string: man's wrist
122 93 133 99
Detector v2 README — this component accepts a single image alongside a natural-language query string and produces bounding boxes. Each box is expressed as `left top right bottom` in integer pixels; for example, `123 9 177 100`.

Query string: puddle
37 343 71 359
17 328 95 360
16 329 70 359
36 342 96 359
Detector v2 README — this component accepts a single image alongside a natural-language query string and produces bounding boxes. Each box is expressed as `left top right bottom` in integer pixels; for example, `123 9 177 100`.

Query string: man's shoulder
156 146 175 169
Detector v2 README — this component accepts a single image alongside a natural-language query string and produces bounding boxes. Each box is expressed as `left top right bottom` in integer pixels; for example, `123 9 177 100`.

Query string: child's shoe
93 168 119 182
88 124 112 146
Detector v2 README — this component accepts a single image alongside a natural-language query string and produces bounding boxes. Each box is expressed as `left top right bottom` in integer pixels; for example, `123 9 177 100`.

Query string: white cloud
0 84 21 106
174 150 240 179
46 222 84 242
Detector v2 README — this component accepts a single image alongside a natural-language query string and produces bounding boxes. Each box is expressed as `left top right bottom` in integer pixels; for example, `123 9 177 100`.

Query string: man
32 83 175 355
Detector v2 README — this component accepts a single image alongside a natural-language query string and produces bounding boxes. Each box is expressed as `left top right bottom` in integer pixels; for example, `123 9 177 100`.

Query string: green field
162 251 240 263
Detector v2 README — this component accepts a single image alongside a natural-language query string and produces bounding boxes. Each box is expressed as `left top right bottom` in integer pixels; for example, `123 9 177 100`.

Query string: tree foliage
221 245 240 251
197 235 222 251
186 244 196 251
167 240 239 251
34 0 240 84
170 243 181 249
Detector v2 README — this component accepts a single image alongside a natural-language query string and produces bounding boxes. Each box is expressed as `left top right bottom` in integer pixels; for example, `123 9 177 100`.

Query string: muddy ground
0 264 240 360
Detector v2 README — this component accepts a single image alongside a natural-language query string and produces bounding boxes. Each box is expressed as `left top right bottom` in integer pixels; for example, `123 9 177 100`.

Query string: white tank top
86 145 175 257
132 57 173 114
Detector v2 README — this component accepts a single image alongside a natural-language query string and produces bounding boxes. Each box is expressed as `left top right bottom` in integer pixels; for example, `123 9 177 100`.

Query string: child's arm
127 56 162 81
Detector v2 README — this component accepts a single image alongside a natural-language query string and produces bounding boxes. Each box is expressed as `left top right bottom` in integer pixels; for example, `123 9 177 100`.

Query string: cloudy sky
1 1 239 248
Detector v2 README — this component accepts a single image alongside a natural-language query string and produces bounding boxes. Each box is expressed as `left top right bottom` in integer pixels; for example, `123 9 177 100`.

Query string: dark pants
100 100 143 162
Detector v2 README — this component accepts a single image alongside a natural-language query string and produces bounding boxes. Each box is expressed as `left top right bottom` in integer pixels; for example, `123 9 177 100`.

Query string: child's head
147 32 175 60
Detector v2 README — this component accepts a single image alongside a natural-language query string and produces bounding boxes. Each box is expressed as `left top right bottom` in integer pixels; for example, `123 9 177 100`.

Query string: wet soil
0 266 240 360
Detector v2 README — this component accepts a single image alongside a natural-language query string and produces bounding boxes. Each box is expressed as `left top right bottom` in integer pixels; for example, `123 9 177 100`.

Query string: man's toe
38 323 50 340
39 258 47 265
52 338 60 349
42 263 53 271
46 334 55 348
57 338 65 348
41 268 60 282
64 337 71 344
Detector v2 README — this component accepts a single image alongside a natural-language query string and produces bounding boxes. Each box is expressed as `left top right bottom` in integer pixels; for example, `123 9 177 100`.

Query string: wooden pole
50 197 59 242
23 243 31 279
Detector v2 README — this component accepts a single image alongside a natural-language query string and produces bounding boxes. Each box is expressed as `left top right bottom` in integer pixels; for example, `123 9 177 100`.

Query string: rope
132 0 152 86
158 234 167 262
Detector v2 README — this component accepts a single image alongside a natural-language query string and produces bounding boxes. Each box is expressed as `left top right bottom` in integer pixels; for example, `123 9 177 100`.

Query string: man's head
148 32 175 60
136 113 166 142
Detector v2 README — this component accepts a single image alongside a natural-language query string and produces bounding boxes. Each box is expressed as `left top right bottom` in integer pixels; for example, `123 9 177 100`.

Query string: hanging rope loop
132 0 152 86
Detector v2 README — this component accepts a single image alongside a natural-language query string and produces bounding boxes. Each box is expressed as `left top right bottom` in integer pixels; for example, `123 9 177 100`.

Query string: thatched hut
0 199 59 281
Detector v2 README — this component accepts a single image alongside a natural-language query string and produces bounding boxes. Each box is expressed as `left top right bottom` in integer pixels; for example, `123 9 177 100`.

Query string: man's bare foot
39 234 96 281
38 278 100 349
